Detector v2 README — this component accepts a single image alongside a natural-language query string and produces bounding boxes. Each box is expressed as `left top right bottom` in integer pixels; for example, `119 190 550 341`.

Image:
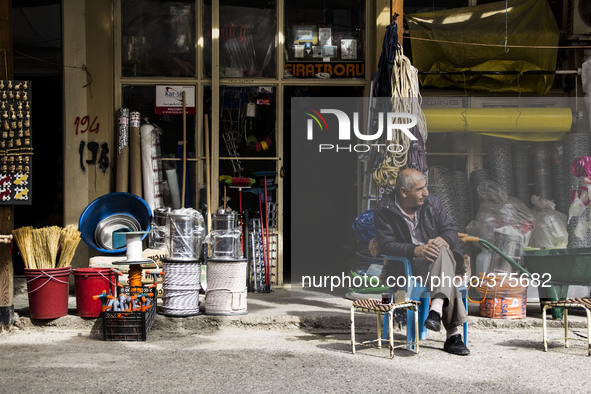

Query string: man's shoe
443 334 470 356
424 310 441 332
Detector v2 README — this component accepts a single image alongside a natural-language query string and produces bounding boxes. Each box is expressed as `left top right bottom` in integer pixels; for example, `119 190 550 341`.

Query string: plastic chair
380 255 468 350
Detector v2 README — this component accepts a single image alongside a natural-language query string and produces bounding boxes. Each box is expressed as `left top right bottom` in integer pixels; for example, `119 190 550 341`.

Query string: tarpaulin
407 0 559 95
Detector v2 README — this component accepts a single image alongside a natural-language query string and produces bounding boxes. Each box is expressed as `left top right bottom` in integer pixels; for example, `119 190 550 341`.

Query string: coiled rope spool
161 260 201 316
204 259 247 315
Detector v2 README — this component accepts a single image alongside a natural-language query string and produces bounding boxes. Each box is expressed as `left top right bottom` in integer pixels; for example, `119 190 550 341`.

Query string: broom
57 225 81 268
45 226 62 267
32 228 52 269
12 226 34 269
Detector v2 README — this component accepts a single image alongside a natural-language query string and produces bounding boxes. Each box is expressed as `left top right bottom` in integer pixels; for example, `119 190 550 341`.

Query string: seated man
374 168 469 356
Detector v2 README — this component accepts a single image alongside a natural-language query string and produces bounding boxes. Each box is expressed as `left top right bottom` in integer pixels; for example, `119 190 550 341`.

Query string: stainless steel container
94 214 141 250
150 207 170 250
211 213 241 259
169 210 203 260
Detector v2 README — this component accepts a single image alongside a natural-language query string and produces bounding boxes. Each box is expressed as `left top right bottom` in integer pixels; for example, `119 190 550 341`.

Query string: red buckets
24 267 72 319
73 268 117 318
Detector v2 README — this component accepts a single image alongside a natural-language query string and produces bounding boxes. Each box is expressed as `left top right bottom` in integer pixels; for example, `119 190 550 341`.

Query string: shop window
284 0 365 79
121 84 200 208
218 0 277 78
121 0 196 77
219 86 276 169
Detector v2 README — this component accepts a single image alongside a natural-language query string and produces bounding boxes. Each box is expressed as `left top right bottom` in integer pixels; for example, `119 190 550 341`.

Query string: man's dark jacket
374 192 459 259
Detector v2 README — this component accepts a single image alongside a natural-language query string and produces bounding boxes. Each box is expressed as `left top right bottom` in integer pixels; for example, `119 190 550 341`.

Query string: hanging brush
224 177 255 187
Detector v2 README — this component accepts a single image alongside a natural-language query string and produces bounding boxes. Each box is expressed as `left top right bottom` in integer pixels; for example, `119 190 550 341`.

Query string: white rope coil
205 261 247 315
161 261 201 316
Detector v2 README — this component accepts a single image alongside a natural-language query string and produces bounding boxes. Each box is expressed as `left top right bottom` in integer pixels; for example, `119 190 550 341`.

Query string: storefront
61 0 394 284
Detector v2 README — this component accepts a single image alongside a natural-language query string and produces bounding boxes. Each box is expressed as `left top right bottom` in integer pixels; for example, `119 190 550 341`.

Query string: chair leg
377 312 382 349
585 308 591 357
418 296 430 340
350 305 356 354
406 308 416 351
381 313 389 340
389 311 394 358
461 288 468 346
413 305 419 353
542 305 549 352
564 308 569 348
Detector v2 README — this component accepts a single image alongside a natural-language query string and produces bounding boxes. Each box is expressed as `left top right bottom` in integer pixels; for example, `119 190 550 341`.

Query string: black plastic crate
102 285 157 341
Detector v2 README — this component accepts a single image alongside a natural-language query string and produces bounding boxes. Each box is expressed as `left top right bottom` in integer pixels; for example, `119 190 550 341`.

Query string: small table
350 299 420 358
542 298 591 356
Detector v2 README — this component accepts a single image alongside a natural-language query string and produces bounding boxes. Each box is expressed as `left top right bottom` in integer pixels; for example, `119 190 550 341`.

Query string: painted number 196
74 115 100 135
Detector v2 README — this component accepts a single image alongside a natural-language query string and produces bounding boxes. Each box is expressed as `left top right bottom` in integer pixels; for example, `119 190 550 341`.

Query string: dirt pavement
2 283 590 392
0 325 590 393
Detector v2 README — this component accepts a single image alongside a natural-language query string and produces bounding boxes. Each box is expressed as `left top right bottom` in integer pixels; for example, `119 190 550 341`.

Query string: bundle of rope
371 16 427 193
161 261 201 316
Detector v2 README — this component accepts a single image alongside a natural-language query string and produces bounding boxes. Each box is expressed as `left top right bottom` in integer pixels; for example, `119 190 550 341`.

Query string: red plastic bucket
73 268 117 318
24 267 72 319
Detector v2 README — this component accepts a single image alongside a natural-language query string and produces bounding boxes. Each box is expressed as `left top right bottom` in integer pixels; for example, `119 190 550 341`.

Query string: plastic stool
351 299 420 358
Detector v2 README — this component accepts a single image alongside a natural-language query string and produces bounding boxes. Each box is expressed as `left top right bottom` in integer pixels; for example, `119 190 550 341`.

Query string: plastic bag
466 180 535 245
528 195 568 249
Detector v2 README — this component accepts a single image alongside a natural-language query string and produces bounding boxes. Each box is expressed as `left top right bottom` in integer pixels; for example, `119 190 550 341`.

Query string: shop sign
285 62 365 78
155 85 196 115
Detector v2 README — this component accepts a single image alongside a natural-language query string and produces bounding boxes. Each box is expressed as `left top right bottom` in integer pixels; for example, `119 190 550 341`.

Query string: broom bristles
57 225 81 268
13 225 82 269
46 226 62 267
32 229 51 269
12 226 34 269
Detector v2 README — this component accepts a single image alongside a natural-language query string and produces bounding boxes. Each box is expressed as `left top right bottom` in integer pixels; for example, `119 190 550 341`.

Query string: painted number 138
75 115 100 135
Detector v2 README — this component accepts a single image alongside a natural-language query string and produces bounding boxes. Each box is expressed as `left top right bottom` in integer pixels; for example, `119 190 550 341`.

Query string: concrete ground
2 282 591 393
6 276 589 334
